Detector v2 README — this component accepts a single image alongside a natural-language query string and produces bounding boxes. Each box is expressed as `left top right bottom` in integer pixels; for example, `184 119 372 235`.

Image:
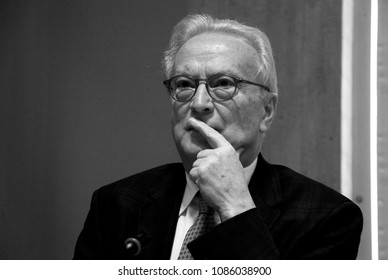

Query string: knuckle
189 168 197 178
197 150 205 158
225 146 235 153
213 150 221 157
197 164 207 174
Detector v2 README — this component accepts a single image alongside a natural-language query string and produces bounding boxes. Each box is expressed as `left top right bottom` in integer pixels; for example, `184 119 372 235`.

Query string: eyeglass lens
170 75 237 101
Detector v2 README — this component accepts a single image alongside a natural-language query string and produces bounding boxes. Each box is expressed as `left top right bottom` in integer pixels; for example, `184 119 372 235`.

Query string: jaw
237 134 264 167
173 131 263 172
174 141 202 173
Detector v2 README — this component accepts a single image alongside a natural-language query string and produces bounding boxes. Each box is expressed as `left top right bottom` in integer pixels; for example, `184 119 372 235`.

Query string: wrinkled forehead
173 32 259 79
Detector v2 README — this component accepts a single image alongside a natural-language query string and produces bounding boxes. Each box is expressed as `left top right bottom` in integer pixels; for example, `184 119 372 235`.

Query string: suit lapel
137 164 186 259
248 154 282 229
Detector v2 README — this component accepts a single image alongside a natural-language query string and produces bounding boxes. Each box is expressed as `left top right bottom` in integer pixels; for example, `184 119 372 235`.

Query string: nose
190 83 214 114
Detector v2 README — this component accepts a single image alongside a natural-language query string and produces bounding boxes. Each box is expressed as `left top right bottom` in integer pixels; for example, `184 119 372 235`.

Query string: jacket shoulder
272 163 356 207
94 163 185 201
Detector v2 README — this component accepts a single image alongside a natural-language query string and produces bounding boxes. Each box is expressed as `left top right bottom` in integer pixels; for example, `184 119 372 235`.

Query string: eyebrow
173 71 242 79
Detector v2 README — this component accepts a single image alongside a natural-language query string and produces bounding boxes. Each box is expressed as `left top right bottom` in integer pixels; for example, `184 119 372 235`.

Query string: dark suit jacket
74 154 363 259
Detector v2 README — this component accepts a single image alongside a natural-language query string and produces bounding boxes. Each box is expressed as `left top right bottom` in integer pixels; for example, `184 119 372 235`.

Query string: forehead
174 32 258 79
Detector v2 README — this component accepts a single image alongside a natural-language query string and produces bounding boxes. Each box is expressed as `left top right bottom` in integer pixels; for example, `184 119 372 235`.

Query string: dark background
0 0 341 259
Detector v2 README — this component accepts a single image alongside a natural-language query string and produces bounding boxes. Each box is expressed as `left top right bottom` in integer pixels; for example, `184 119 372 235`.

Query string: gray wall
378 0 388 260
0 0 187 259
190 0 342 190
1 0 343 259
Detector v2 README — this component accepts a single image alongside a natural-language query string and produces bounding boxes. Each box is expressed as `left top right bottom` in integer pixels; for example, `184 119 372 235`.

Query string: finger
189 169 203 187
196 149 214 158
189 167 199 182
192 157 208 167
189 118 231 148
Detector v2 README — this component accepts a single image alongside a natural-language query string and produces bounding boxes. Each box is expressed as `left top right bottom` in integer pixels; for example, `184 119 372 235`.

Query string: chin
182 141 208 155
175 136 209 161
174 143 201 171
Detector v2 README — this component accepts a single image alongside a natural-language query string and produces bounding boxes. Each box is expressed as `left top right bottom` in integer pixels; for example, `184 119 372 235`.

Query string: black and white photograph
1 0 387 277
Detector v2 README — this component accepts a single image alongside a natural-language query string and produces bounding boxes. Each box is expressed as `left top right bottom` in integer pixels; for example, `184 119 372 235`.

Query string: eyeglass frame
163 73 271 102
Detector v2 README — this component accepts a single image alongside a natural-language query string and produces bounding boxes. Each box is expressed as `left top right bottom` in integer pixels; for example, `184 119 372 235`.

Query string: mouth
185 122 222 133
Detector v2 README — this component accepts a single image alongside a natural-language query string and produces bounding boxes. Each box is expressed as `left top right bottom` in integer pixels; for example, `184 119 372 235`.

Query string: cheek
236 97 265 129
171 102 184 122
171 103 188 134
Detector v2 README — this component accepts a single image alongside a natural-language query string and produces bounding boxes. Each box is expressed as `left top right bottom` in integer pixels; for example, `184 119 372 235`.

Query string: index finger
188 118 231 148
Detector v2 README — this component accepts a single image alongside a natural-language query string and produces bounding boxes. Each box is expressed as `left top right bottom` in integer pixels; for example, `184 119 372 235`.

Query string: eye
173 76 196 90
209 76 236 89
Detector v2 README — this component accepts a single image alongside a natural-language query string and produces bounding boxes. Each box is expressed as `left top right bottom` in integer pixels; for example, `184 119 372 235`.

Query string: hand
188 118 256 222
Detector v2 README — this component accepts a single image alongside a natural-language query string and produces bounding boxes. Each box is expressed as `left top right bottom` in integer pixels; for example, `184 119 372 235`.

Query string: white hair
163 14 278 93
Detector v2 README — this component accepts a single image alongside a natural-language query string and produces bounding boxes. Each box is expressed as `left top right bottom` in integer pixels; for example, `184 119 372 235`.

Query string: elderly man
74 14 363 260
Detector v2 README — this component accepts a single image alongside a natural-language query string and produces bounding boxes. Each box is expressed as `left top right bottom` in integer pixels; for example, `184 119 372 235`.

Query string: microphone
124 233 146 256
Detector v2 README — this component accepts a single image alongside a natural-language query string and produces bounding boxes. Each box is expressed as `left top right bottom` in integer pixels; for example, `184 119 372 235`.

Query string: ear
259 93 278 133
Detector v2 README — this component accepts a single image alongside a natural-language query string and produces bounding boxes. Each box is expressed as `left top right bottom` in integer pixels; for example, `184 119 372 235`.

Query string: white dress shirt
170 158 258 259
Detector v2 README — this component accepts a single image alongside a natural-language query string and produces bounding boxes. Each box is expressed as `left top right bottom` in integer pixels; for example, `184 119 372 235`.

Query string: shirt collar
179 157 258 215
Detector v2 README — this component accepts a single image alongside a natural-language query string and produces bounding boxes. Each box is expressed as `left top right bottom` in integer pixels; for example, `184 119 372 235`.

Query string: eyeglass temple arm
238 79 270 92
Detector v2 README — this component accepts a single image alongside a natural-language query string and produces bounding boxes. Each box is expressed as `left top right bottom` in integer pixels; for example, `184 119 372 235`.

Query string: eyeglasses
163 74 270 102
